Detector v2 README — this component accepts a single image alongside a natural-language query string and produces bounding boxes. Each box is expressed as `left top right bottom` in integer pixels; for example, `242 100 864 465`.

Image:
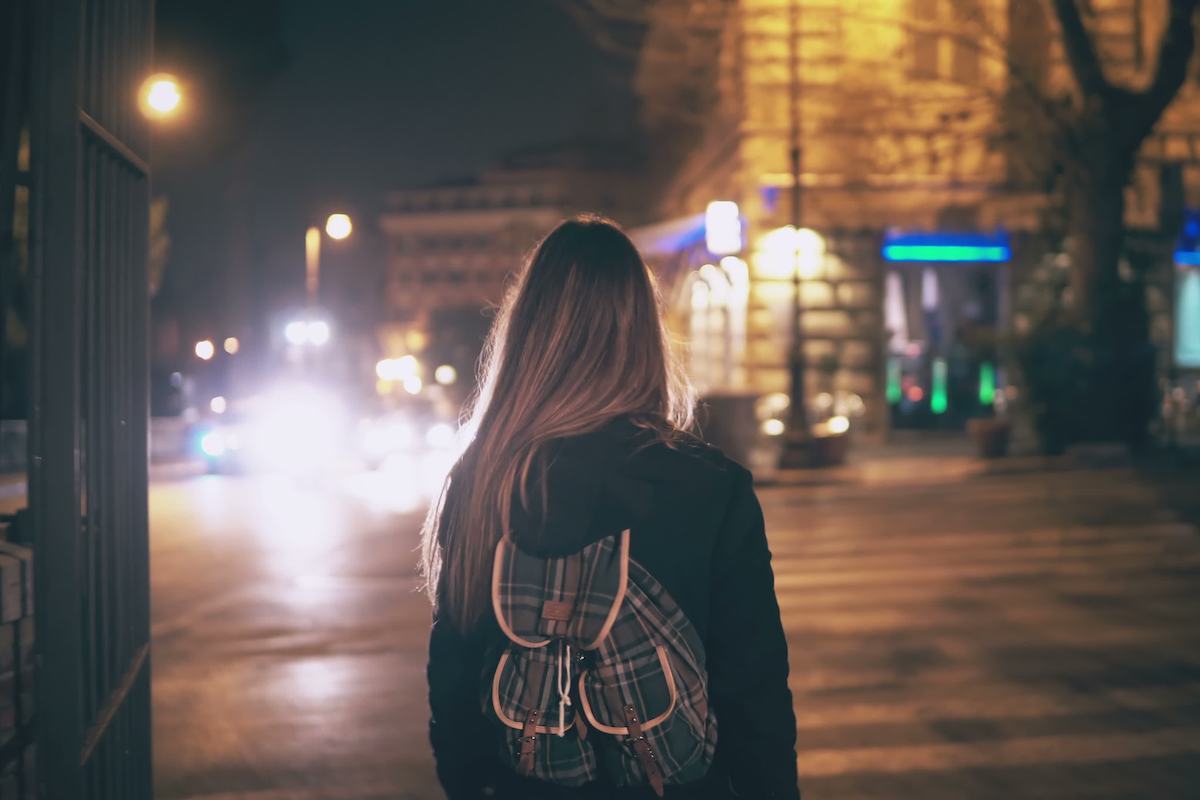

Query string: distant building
630 0 1200 441
377 144 643 395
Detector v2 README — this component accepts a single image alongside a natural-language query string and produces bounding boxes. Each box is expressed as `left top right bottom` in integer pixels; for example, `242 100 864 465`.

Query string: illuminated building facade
632 0 1200 440
377 145 642 389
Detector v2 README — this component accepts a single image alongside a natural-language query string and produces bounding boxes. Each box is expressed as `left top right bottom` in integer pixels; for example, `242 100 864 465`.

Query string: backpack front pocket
491 648 578 736
577 645 676 734
489 647 599 787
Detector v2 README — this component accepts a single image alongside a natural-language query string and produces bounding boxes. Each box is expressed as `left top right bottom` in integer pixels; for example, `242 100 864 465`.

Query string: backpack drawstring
556 639 572 737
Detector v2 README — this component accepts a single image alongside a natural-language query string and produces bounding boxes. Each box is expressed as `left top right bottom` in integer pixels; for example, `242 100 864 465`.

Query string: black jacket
428 418 800 799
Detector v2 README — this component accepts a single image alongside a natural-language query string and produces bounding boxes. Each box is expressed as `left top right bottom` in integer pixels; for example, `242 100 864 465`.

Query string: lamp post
780 0 811 468
305 212 353 307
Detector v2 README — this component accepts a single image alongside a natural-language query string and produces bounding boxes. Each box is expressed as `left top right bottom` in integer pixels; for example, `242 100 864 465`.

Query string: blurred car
195 383 353 475
356 397 458 470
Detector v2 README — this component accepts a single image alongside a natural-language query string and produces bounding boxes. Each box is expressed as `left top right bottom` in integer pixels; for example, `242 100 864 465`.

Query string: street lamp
325 213 352 240
779 0 813 469
306 212 353 307
138 73 182 120
285 318 332 347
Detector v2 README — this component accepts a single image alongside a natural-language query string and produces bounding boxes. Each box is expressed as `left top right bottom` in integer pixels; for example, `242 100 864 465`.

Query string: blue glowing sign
883 232 1011 263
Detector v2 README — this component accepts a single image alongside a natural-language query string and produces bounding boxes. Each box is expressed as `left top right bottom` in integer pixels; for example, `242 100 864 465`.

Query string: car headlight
200 430 226 458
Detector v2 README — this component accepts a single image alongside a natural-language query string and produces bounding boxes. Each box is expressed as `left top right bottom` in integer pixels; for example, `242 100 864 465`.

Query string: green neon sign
931 358 948 414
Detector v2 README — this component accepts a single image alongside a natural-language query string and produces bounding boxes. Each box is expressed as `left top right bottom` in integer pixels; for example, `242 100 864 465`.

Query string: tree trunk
1064 142 1130 327
1060 144 1157 447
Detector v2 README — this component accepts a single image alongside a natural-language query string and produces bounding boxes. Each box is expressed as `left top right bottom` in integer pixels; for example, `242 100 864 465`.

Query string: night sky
152 0 638 350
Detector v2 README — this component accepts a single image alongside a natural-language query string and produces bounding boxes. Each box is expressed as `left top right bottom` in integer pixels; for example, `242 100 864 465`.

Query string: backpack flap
492 530 629 649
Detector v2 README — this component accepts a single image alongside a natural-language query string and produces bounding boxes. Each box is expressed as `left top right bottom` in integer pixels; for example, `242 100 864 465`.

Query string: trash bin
696 392 761 468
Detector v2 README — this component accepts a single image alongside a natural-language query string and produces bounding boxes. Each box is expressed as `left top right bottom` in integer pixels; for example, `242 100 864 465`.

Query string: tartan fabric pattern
493 534 625 645
486 530 717 790
583 558 716 786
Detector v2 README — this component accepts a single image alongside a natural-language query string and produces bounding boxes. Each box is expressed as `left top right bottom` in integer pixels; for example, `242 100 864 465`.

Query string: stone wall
0 517 34 799
743 230 888 437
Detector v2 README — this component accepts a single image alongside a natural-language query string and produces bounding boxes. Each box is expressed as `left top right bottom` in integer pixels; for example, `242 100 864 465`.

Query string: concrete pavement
144 452 1200 799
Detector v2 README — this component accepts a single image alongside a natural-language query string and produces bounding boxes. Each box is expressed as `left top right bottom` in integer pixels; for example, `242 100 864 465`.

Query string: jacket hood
508 417 659 557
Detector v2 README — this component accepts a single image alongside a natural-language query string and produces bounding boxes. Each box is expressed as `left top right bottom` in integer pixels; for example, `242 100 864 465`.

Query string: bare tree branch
1123 0 1200 145
1052 0 1112 99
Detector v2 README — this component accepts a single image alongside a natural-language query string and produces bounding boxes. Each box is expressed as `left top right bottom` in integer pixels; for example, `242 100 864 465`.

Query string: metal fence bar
29 0 86 794
29 0 154 795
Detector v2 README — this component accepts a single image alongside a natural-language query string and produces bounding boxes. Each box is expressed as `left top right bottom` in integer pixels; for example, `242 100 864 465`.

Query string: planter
810 430 850 467
967 417 1011 459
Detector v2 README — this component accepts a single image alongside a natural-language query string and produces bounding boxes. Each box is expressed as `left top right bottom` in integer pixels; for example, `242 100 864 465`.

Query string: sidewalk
0 459 207 515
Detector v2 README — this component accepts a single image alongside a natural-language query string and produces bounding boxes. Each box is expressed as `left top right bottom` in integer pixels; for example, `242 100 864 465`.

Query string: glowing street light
307 320 331 347
139 73 182 119
325 213 353 241
194 340 215 360
705 201 742 256
434 365 457 385
762 418 786 437
307 213 353 306
285 319 331 347
285 321 308 347
223 337 240 355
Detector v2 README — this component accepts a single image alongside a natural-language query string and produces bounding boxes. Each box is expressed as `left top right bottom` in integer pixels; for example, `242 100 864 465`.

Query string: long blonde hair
420 215 694 630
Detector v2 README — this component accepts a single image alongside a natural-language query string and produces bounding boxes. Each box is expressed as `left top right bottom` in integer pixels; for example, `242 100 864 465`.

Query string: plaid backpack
486 528 718 795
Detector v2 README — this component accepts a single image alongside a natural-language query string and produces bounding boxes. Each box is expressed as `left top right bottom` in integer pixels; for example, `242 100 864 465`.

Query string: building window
1178 266 1200 368
951 38 980 84
911 0 981 84
912 0 940 79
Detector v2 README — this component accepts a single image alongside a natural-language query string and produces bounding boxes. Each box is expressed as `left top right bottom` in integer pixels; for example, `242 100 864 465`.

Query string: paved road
776 460 1200 798
149 457 1200 799
151 466 441 800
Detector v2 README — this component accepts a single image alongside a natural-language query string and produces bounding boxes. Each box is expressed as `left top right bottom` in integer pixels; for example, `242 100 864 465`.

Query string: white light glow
720 256 750 292
325 213 353 241
699 263 732 305
200 431 225 458
285 321 308 346
210 396 227 414
705 201 742 256
224 337 240 355
307 320 331 346
921 267 940 311
434 365 457 385
397 355 419 377
403 376 423 395
425 423 455 449
360 417 416 458
762 418 786 437
754 226 826 280
826 415 850 435
249 384 348 473
195 340 215 361
756 392 791 419
139 74 182 119
691 280 710 312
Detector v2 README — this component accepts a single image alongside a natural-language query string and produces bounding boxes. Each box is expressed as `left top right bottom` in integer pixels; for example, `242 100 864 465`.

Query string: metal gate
28 0 154 797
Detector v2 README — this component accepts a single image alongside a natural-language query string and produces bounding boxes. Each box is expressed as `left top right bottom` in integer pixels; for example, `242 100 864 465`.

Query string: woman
422 216 799 799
